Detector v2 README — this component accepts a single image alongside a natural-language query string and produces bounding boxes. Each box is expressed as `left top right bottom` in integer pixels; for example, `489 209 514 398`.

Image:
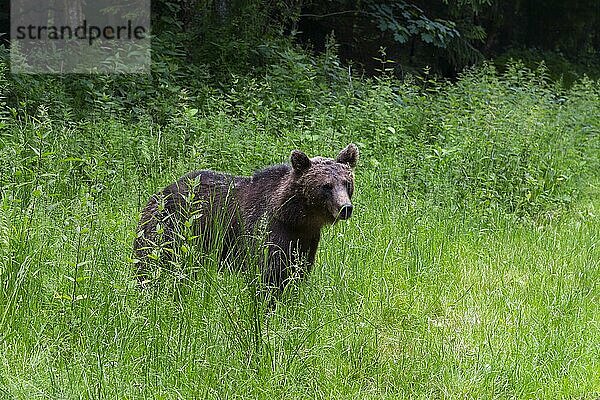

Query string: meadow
1 54 599 398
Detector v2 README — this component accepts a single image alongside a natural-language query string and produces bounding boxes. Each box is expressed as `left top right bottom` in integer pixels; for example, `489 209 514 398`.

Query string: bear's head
290 144 359 224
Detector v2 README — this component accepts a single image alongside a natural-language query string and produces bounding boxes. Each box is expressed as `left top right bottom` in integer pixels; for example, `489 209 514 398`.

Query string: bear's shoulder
251 163 291 183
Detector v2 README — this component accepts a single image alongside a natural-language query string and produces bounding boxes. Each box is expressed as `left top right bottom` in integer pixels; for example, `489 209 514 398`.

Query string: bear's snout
337 203 353 220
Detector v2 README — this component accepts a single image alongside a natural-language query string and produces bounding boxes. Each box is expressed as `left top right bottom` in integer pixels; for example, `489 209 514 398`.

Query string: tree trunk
60 0 84 27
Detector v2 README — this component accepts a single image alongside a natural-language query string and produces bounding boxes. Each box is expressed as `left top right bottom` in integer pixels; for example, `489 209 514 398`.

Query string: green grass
1 172 598 399
0 59 599 398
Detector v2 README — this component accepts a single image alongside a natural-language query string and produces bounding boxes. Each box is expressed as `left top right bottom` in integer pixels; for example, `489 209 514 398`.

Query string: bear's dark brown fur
133 144 358 291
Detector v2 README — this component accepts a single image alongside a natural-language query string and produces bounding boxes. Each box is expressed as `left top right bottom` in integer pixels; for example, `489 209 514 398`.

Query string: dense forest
0 1 599 399
2 0 600 77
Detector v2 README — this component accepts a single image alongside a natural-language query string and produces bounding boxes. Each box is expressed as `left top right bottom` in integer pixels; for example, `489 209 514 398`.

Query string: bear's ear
336 143 359 168
291 150 311 172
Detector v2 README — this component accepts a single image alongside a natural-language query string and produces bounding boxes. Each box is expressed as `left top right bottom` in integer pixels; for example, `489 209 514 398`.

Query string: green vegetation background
1 5 600 397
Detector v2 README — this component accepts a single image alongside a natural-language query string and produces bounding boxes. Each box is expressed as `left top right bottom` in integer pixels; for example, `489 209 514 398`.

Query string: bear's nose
338 204 353 220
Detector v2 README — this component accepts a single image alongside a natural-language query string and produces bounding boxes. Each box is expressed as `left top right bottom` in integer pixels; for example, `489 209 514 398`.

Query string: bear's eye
321 183 333 192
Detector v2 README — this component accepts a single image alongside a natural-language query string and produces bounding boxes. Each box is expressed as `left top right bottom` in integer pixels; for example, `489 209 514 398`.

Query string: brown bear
133 144 358 292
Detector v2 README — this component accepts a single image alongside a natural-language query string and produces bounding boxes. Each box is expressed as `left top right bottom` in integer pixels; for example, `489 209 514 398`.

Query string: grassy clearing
0 60 599 398
1 175 598 399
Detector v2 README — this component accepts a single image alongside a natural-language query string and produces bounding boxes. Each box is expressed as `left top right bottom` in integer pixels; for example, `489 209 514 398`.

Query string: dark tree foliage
0 2 9 45
0 0 598 78
147 0 597 78
293 0 599 76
